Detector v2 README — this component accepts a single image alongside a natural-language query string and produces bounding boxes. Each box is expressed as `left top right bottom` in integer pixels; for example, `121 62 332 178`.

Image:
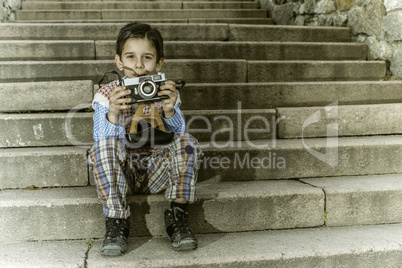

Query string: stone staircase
1 0 402 267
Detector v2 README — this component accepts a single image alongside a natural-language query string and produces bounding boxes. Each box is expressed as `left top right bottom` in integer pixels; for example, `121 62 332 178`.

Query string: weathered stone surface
247 61 386 82
17 10 102 20
103 9 267 20
0 240 88 268
335 0 354 11
382 11 402 42
0 110 273 148
384 0 402 12
96 40 367 60
391 45 402 78
181 81 402 110
300 0 315 14
0 113 94 147
184 109 276 142
0 80 94 112
0 40 95 61
85 224 402 267
0 60 247 83
364 35 393 60
17 9 266 21
0 23 229 41
0 147 88 189
302 174 402 226
0 187 102 241
22 1 182 10
315 0 336 14
333 10 348 26
277 103 402 138
0 181 324 241
294 15 305 25
5 224 402 268
271 3 294 25
229 24 351 42
198 136 402 181
348 2 385 36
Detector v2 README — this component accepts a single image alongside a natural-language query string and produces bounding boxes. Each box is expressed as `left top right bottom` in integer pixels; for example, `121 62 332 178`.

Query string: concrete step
277 103 402 139
0 113 94 148
16 18 274 24
23 0 252 2
99 41 368 60
189 17 273 24
248 60 386 82
0 80 94 112
21 1 258 10
229 24 351 42
2 136 402 189
0 60 386 83
198 135 402 182
0 23 350 42
0 146 89 189
16 9 267 21
0 109 275 148
0 181 324 241
0 23 229 41
3 223 402 267
4 81 400 113
0 40 367 61
302 174 402 227
180 81 402 110
0 40 96 61
0 59 246 83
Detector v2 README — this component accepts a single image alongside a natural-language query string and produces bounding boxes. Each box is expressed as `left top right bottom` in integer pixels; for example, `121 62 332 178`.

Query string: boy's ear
115 54 124 71
156 57 164 72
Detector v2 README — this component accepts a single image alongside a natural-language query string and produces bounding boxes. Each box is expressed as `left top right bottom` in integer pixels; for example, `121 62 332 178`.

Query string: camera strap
98 70 122 88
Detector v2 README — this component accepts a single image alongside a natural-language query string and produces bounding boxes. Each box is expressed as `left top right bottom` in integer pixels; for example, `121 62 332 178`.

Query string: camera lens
139 80 157 99
143 84 153 94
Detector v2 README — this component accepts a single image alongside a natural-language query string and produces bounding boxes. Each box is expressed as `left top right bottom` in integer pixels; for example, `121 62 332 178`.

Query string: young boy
87 22 202 256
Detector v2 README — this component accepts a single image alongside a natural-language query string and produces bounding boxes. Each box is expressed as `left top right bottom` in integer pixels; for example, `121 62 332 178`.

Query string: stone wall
260 0 402 78
1 0 21 22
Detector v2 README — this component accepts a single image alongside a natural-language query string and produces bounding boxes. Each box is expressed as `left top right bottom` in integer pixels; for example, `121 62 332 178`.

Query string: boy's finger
110 86 126 96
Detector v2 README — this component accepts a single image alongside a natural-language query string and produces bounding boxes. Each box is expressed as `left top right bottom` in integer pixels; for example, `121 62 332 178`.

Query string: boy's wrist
107 112 119 125
163 108 175 119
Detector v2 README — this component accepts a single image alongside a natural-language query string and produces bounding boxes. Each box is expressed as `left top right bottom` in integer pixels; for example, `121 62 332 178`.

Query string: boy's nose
135 59 144 69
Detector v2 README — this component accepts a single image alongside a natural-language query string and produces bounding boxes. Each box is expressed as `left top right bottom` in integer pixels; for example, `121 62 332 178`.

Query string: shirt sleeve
161 105 186 134
92 101 126 142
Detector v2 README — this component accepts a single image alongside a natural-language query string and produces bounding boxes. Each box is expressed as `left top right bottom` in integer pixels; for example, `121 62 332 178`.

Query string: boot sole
100 243 127 256
171 238 198 251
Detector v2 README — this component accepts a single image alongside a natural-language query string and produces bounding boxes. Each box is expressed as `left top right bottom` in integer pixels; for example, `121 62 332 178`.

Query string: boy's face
115 37 164 78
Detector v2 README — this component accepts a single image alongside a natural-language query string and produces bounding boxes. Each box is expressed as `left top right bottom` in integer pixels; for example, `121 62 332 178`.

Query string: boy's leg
146 133 201 202
88 137 132 256
144 133 202 250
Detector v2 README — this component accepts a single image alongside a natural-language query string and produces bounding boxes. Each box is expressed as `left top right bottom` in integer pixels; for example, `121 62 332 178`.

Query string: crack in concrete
83 240 93 268
298 179 328 226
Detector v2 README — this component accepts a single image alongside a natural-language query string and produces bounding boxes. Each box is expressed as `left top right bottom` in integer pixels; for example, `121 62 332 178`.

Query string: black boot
100 217 130 256
164 204 198 250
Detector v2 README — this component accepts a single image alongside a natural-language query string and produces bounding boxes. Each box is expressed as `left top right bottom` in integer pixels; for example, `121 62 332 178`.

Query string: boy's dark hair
116 22 164 62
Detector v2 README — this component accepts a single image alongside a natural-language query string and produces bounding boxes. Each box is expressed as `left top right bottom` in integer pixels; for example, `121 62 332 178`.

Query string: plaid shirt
92 80 185 146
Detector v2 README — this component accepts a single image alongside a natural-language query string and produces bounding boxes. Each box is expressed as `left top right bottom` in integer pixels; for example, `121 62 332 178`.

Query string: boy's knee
89 137 126 163
93 137 120 150
174 133 203 166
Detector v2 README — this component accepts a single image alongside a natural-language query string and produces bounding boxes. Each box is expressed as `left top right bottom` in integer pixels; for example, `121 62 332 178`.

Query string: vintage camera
122 72 168 104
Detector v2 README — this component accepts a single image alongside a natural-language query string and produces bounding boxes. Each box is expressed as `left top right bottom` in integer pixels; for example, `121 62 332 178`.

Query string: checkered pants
88 133 202 219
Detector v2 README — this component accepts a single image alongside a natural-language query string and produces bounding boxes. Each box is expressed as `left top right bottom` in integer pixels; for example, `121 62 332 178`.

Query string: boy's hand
158 80 178 119
108 86 131 125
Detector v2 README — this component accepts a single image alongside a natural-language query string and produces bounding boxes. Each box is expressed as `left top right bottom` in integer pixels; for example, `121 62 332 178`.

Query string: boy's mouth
122 66 146 77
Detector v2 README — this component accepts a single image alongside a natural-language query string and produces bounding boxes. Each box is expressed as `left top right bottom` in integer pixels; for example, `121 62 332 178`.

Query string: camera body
122 72 168 104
